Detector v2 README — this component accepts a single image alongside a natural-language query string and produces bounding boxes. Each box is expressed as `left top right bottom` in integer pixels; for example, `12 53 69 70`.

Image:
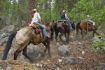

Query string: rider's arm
65 13 69 20
31 13 37 24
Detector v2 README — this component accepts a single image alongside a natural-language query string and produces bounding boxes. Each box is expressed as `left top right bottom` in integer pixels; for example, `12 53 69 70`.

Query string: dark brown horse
2 25 51 61
51 20 75 43
76 21 99 38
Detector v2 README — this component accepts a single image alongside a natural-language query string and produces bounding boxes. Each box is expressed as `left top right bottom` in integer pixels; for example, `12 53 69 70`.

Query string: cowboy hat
33 9 37 12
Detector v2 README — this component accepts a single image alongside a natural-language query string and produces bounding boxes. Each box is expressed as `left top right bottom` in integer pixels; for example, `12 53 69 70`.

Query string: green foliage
91 36 105 52
70 0 105 23
41 9 51 22
92 41 104 52
1 0 105 29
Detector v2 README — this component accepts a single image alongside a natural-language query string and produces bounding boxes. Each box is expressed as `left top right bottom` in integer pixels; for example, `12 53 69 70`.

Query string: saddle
29 23 41 34
87 21 93 26
29 23 51 40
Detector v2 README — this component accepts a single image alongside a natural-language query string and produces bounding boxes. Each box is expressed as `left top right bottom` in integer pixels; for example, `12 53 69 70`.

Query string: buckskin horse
2 23 51 61
76 21 99 38
51 20 75 42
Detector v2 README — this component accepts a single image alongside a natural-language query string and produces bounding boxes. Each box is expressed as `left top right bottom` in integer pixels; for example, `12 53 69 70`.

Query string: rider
86 15 95 26
60 10 69 20
60 10 72 30
29 9 49 40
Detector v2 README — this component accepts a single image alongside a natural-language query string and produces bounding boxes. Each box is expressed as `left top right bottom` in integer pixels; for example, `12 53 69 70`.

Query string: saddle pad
31 23 38 29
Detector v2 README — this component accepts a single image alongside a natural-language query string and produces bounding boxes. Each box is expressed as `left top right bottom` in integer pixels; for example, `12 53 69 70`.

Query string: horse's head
87 22 97 31
45 22 53 39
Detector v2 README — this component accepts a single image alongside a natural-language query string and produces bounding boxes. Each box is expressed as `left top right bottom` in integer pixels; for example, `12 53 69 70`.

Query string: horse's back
15 27 32 44
79 21 87 29
17 27 32 35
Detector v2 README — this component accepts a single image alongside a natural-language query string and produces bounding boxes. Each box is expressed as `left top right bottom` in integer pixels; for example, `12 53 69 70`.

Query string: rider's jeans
33 22 48 39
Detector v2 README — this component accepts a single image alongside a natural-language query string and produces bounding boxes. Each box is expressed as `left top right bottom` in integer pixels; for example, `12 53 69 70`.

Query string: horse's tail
2 31 17 60
76 21 81 34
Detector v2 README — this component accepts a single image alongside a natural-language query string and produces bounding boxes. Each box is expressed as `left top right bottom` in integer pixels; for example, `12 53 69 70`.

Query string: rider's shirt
60 12 69 20
60 13 66 20
65 13 69 20
31 12 41 24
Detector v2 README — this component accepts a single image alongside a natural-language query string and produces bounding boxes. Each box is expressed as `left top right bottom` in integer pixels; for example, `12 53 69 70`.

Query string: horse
51 20 75 43
2 24 52 61
49 22 55 40
76 21 99 38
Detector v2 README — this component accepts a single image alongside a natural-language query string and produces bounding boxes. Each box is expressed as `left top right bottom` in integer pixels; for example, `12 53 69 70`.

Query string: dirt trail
0 31 105 70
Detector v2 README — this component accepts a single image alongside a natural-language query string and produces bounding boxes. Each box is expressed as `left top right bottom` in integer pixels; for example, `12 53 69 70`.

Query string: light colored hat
87 15 90 18
87 15 92 19
33 9 37 12
63 10 66 12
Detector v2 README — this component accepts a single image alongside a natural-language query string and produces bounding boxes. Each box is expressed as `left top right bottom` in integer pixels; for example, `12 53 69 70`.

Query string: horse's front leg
67 31 70 42
43 42 47 53
81 30 84 38
14 42 29 60
76 27 79 35
50 29 54 40
43 40 51 57
93 30 98 37
47 40 51 57
51 32 53 40
14 47 23 60
64 32 66 39
64 32 68 42
55 32 58 41
59 33 63 41
22 46 33 62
